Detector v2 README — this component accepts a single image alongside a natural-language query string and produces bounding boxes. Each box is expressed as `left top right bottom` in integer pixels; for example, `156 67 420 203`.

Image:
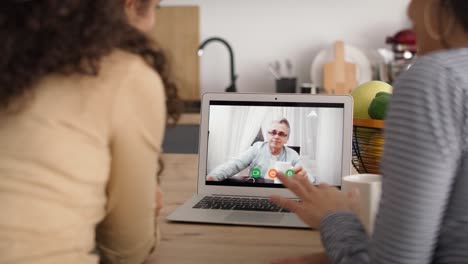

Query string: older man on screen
207 118 305 183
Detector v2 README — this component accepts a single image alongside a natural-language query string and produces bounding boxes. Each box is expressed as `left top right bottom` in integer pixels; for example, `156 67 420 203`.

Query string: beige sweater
0 51 166 264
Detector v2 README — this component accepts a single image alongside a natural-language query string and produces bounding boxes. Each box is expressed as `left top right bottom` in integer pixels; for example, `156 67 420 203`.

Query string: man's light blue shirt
208 142 301 181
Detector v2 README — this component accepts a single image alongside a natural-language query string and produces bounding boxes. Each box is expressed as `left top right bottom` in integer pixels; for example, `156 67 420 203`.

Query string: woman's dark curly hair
0 0 181 126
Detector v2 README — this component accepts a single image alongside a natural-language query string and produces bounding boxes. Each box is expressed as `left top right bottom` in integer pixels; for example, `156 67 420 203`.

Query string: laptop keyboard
192 196 291 213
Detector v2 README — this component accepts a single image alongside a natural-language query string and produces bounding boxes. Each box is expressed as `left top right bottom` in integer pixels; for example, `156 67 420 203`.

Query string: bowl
352 118 385 174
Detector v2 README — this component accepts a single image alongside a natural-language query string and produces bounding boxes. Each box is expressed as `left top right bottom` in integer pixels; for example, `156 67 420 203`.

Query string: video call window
206 101 344 188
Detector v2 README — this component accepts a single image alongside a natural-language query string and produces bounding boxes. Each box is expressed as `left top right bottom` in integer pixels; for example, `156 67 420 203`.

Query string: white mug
342 174 382 233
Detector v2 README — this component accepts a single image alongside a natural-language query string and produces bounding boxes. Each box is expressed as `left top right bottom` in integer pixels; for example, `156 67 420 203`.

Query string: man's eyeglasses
268 130 288 138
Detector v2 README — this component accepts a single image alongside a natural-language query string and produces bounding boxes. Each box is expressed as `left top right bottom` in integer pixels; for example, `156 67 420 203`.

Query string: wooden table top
177 113 200 125
150 153 323 264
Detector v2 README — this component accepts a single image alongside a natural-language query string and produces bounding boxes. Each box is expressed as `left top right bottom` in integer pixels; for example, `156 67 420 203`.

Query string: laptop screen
205 100 344 188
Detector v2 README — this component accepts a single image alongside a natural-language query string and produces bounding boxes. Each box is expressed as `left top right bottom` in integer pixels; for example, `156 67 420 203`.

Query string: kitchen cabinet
150 6 200 101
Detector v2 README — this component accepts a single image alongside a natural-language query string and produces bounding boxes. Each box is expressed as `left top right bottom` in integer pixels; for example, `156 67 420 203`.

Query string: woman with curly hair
0 0 180 263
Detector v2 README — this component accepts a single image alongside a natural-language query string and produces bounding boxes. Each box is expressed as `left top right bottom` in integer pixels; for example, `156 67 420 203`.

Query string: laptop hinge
208 194 300 201
210 194 269 198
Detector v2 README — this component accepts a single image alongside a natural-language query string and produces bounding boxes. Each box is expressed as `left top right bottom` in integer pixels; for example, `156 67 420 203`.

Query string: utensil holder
276 78 297 93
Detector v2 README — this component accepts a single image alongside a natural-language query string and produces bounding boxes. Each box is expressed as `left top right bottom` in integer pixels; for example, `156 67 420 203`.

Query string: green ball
368 92 391 120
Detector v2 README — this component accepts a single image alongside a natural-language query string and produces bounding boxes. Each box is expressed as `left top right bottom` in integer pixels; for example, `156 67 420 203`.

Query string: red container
386 29 417 60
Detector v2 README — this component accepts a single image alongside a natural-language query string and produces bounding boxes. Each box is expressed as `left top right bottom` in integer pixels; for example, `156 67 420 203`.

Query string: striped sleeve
320 54 464 264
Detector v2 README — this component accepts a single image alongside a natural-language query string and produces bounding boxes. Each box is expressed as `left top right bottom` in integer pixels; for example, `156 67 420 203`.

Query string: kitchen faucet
198 37 237 92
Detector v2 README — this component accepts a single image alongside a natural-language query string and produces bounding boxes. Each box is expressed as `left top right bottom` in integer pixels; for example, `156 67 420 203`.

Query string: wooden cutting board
323 41 357 94
150 6 200 101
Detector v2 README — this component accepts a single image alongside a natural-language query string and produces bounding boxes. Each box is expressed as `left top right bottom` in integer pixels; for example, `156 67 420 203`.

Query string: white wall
162 0 411 95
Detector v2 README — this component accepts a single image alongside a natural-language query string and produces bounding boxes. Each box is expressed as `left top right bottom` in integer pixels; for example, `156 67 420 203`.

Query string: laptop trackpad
225 212 284 224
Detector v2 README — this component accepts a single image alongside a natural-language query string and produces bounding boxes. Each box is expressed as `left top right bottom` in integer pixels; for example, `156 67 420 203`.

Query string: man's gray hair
276 118 290 130
271 118 290 137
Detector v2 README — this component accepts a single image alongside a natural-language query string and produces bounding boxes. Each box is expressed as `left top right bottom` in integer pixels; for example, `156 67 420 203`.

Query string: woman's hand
292 166 306 178
270 172 359 229
155 186 164 217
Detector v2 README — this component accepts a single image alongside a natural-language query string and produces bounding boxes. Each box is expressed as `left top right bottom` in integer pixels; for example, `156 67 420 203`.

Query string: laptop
167 93 353 228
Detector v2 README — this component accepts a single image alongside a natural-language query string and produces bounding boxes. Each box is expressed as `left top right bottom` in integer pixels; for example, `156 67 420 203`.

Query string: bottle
300 83 317 94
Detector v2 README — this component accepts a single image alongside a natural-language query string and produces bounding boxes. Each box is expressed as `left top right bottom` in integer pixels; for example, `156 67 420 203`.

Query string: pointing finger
295 172 315 194
276 172 308 199
292 166 306 178
269 195 300 213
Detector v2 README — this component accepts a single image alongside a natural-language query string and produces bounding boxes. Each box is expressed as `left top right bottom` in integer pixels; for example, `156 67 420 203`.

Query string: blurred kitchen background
156 0 410 97
156 0 412 153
